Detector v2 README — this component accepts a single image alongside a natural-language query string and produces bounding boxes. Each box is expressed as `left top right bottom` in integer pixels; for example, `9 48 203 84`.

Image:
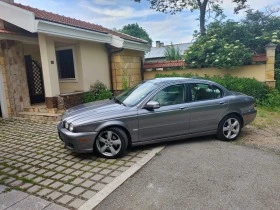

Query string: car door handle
219 101 225 105
180 107 187 110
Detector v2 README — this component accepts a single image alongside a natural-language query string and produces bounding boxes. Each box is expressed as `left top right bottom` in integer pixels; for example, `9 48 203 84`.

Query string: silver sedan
57 78 257 158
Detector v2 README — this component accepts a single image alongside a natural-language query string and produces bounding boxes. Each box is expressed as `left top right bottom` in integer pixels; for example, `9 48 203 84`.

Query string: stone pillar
111 49 144 92
38 33 60 108
265 43 277 88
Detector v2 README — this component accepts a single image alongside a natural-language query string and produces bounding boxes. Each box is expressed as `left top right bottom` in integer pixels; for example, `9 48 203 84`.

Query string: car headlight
64 122 69 129
69 123 74 132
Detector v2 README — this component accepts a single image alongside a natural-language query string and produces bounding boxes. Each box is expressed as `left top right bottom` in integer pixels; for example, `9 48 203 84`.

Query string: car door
138 83 190 142
187 83 228 134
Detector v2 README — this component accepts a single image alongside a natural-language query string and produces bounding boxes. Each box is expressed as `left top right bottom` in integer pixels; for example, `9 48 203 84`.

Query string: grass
252 106 280 129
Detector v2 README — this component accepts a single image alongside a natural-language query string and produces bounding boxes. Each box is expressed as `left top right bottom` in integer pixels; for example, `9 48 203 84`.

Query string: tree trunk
198 0 208 35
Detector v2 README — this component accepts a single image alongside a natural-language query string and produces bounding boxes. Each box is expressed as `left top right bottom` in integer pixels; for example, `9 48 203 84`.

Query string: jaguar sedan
57 78 257 158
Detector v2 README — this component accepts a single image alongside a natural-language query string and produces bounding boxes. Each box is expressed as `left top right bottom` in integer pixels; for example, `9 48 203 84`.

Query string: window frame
55 46 78 82
187 83 224 102
150 83 187 107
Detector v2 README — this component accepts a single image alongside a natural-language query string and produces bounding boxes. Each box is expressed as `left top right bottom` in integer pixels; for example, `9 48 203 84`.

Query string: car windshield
115 81 158 107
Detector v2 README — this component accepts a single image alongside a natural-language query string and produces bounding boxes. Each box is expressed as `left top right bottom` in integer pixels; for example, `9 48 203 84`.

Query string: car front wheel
217 114 241 141
95 127 128 158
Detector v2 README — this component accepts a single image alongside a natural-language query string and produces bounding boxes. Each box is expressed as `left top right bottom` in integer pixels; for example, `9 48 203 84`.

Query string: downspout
105 44 124 91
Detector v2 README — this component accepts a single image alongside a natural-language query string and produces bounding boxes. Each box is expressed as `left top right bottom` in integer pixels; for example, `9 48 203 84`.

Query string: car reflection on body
57 78 257 158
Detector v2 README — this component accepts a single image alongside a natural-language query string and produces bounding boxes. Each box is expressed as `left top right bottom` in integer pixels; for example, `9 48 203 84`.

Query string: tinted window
189 83 222 101
56 49 75 79
152 84 185 106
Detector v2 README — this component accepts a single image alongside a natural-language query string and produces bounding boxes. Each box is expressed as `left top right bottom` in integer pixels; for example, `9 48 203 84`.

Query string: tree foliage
164 44 182 60
134 0 248 34
119 23 152 45
184 10 280 69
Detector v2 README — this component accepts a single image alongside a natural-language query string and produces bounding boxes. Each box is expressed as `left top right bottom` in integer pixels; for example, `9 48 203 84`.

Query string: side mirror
145 101 160 110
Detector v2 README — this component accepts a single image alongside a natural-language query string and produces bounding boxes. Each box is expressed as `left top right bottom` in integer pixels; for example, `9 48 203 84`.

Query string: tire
94 127 128 159
217 114 241 141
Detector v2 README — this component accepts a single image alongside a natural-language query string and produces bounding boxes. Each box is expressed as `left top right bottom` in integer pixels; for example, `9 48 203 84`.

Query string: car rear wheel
217 114 241 141
95 127 128 159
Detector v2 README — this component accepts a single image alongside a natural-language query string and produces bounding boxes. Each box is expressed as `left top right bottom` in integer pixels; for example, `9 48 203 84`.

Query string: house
0 0 150 119
145 41 192 63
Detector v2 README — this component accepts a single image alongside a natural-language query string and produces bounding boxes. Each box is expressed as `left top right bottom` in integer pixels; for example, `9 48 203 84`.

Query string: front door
24 55 45 104
138 84 189 142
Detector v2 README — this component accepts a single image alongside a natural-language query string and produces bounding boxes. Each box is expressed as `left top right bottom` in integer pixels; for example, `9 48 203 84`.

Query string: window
189 83 223 102
152 84 185 106
56 48 75 79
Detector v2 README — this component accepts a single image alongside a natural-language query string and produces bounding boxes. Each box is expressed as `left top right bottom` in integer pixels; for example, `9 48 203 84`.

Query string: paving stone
81 180 95 188
81 172 94 179
89 162 100 167
91 174 104 181
33 177 44 183
81 165 92 171
49 181 64 189
91 183 106 191
10 180 23 187
20 183 33 189
99 169 112 175
71 163 83 169
117 166 129 172
61 175 74 182
55 159 67 165
101 176 115 184
110 170 123 177
41 179 54 186
71 170 83 176
47 191 63 200
63 168 74 174
72 178 85 185
64 161 75 167
37 188 53 196
69 198 86 209
44 203 69 210
52 174 64 180
55 166 66 172
98 163 110 168
59 184 75 192
46 164 57 170
90 167 102 173
27 185 41 193
108 165 119 170
0 190 29 209
44 171 56 177
81 190 96 199
3 177 16 184
57 194 74 205
69 187 85 196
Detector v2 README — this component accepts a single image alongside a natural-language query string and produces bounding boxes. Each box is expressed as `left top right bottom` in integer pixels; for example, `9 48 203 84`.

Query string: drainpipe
105 44 124 91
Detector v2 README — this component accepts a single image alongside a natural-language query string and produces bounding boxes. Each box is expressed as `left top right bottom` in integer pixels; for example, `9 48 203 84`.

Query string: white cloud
92 0 118 6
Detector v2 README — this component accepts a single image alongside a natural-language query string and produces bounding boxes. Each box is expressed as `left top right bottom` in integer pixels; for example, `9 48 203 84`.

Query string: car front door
137 83 190 142
187 83 229 134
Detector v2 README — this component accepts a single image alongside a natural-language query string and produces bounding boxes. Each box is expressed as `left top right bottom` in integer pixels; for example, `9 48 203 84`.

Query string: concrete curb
78 146 165 210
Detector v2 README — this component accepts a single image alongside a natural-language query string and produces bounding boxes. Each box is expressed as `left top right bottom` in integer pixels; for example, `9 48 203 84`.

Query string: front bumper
243 108 257 126
57 122 98 153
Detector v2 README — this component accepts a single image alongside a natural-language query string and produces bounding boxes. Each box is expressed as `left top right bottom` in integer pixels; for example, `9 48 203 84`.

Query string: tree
164 43 182 60
119 23 152 45
134 0 248 34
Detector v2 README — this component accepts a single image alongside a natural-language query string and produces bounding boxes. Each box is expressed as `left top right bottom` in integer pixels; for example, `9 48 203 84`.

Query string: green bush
260 89 280 108
155 73 271 105
83 81 112 103
275 68 280 91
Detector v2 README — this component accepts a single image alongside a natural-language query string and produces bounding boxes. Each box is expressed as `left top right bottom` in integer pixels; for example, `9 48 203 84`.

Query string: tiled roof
12 3 148 44
145 42 193 59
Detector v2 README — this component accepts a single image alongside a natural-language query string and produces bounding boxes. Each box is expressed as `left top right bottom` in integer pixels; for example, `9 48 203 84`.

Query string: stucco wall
23 44 41 64
144 64 267 81
80 41 110 91
112 49 144 90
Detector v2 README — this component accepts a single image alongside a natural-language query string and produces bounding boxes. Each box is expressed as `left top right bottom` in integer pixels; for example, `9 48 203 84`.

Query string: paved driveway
0 119 152 209
96 138 280 210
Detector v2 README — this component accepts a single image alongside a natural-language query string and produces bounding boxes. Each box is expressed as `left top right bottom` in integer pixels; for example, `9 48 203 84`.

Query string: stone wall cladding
112 49 144 91
58 92 84 109
0 41 30 116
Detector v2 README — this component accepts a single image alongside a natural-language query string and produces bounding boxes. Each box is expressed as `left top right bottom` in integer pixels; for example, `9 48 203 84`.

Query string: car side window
189 83 222 102
152 84 186 106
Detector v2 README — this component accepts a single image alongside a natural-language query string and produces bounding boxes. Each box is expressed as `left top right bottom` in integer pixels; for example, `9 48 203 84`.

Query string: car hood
62 99 128 124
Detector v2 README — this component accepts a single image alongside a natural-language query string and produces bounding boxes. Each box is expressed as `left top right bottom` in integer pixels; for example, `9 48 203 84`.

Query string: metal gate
24 55 45 104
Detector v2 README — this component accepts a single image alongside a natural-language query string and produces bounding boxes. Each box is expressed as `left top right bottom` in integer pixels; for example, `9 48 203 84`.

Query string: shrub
83 81 112 103
275 68 280 91
260 89 280 108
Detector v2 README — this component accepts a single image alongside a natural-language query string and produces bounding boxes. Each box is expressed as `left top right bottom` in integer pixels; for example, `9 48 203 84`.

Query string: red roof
12 3 148 44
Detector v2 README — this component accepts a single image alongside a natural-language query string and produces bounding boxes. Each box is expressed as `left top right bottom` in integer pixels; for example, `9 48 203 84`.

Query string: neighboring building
0 0 150 119
145 41 192 62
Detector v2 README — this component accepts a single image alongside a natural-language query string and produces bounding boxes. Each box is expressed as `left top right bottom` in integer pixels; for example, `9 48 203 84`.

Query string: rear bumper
57 122 97 153
243 108 257 127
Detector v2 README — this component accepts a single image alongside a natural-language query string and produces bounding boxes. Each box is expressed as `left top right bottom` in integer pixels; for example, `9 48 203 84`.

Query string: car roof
148 77 217 85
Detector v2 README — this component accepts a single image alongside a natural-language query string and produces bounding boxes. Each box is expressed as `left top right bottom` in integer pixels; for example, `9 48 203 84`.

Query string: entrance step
23 107 58 114
18 111 62 122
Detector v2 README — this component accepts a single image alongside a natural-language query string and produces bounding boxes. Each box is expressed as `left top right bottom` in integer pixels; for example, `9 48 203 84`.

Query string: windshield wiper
113 96 126 106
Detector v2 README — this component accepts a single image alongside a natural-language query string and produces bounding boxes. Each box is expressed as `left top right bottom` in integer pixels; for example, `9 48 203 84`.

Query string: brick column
38 34 60 108
265 43 277 88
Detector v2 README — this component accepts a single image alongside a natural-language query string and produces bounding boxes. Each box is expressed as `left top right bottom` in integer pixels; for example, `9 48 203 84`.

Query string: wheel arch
221 112 244 127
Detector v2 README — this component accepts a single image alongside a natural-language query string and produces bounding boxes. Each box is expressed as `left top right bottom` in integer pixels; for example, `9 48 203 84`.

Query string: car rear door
137 83 190 142
187 83 229 134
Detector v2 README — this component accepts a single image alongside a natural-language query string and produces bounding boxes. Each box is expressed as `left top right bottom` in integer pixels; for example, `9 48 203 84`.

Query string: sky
14 0 280 46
